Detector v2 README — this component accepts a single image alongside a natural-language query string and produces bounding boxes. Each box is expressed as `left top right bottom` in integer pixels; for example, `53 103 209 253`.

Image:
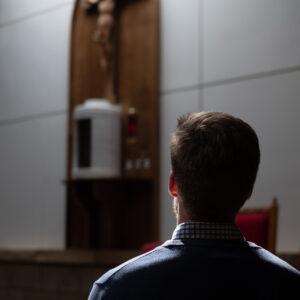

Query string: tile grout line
161 65 300 96
3 61 298 127
0 110 67 127
2 63 300 126
161 84 200 96
199 0 204 111
0 1 73 29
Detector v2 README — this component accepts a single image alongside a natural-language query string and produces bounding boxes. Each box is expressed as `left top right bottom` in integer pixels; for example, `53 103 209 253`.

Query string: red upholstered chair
236 198 278 253
140 241 162 253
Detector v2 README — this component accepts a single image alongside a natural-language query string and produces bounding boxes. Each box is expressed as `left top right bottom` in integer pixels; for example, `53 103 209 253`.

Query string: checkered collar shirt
171 222 244 241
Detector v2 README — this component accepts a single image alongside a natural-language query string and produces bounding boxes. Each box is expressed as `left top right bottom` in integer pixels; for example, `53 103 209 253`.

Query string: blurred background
0 0 300 298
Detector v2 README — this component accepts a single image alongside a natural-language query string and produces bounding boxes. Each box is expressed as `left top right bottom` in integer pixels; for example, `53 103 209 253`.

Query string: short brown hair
171 112 260 221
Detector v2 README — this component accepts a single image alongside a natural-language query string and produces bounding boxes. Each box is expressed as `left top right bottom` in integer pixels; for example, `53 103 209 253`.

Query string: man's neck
174 197 235 225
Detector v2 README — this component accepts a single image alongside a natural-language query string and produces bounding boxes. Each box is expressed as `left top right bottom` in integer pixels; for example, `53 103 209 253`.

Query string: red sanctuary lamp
127 107 138 138
124 107 151 175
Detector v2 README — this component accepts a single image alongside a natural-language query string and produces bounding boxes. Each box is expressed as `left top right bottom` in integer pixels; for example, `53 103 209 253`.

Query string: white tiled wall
160 0 300 252
0 5 72 122
0 1 74 249
0 0 73 26
203 0 300 82
160 0 203 92
0 114 66 249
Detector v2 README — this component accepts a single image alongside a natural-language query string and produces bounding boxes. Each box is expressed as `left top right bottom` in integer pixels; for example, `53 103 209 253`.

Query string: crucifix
83 0 117 103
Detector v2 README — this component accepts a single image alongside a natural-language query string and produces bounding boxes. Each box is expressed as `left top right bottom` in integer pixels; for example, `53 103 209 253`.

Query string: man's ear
168 171 178 197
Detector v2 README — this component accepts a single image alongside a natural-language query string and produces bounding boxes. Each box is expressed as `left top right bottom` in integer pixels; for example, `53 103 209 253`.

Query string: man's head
169 112 260 222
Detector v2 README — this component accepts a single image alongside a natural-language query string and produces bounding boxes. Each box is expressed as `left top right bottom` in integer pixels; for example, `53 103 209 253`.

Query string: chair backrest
236 198 278 253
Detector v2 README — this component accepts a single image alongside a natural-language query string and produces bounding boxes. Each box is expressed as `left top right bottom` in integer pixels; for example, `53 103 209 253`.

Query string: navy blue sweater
89 239 300 299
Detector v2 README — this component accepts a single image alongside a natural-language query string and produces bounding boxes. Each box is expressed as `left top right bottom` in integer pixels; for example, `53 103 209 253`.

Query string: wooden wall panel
67 0 159 250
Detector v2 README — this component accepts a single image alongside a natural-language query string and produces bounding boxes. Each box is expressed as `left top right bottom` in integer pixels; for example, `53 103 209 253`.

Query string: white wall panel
0 114 66 249
203 0 300 82
203 71 300 252
160 88 202 241
0 0 73 26
161 0 202 92
0 4 72 122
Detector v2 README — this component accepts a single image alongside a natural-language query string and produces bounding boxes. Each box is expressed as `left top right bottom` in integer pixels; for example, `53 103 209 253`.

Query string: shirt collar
171 221 244 241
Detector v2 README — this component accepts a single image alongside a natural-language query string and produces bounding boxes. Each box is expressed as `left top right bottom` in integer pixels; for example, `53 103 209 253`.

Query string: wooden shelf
0 249 139 266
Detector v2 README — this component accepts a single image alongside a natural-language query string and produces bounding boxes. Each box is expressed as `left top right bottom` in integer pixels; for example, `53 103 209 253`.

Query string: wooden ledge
0 249 139 266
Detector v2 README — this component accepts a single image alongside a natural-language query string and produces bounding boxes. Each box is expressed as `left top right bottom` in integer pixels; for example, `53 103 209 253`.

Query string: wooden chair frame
239 198 278 253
